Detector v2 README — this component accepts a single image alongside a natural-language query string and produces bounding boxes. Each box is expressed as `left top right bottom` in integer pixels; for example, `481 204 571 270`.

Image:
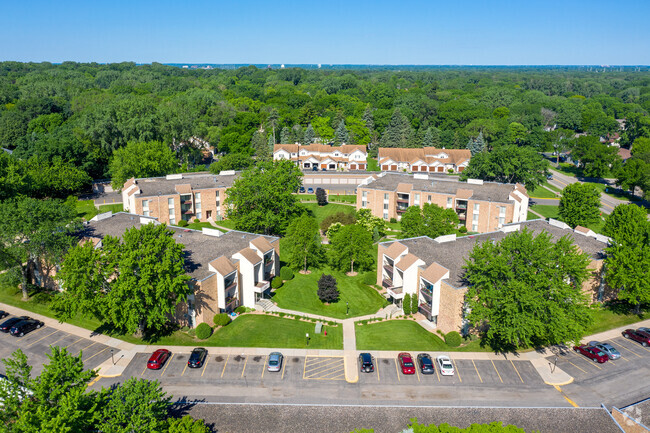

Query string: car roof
269 352 282 358
438 355 451 361
360 353 372 360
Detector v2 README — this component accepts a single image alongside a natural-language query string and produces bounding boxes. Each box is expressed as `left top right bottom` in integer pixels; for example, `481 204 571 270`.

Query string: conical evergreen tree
303 124 316 145
251 131 268 158
363 105 374 135
334 120 350 145
280 126 292 144
380 108 415 148
466 132 487 155
421 127 442 147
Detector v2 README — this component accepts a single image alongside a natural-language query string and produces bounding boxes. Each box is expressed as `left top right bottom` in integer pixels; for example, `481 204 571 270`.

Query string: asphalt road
548 169 624 215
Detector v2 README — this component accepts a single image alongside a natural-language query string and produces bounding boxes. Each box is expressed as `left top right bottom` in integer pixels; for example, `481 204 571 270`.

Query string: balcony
418 302 432 317
396 198 409 204
254 280 270 293
225 297 239 312
457 213 467 221
386 286 404 300
382 278 393 289
383 264 393 275
224 281 237 292
181 199 193 205
420 286 432 301
456 204 467 210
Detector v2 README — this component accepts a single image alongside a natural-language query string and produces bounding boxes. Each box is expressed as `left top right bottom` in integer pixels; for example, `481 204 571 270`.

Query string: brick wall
131 187 228 225
436 282 468 334
194 274 219 325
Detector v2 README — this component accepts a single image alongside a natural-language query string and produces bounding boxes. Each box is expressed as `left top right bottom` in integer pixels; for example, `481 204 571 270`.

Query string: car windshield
596 351 606 357
443 363 453 369
269 360 278 366
404 362 413 367
150 360 158 364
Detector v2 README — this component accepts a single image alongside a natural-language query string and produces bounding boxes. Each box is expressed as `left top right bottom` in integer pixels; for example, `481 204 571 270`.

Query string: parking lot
548 335 650 383
0 313 113 376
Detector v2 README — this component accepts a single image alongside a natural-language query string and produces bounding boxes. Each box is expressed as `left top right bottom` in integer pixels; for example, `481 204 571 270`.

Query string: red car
622 329 650 347
398 352 416 375
147 349 171 370
573 345 608 363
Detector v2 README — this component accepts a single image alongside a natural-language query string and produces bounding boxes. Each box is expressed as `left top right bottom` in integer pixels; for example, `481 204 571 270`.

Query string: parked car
417 353 435 375
588 341 621 360
307 187 314 194
436 355 455 376
312 166 318 171
0 311 8 320
10 319 44 337
267 352 283 372
359 353 374 373
147 349 171 370
637 327 650 334
299 186 305 193
622 329 650 347
188 347 207 368
397 352 415 375
0 316 30 333
546 173 553 180
574 345 609 363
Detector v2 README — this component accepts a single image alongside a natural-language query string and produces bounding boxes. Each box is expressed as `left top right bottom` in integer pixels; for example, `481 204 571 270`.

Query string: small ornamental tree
213 313 231 327
403 293 412 315
559 183 601 228
411 292 419 315
317 274 339 303
195 323 212 339
315 187 328 206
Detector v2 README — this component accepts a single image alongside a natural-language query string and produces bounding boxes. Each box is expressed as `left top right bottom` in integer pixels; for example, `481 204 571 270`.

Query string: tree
26 156 92 199
460 146 549 190
326 222 343 240
505 122 527 145
209 152 252 173
320 211 356 232
571 136 621 178
303 124 316 145
421 127 441 147
605 242 650 314
224 160 304 235
283 214 324 273
317 274 339 303
167 415 211 433
329 224 374 274
362 104 374 136
411 290 419 313
547 128 572 165
334 119 350 145
54 223 191 336
280 126 292 144
400 203 459 239
466 132 486 155
355 208 387 238
0 349 32 427
266 108 279 144
0 197 80 299
616 158 649 197
380 108 415 148
403 293 412 314
558 183 601 228
315 187 327 206
464 229 592 350
109 141 179 190
251 130 270 160
603 204 650 246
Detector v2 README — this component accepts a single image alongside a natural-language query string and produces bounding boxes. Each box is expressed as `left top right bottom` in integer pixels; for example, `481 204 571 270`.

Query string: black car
0 316 30 333
188 347 208 368
10 319 44 337
417 353 435 375
359 353 374 373
0 310 8 319
299 186 305 193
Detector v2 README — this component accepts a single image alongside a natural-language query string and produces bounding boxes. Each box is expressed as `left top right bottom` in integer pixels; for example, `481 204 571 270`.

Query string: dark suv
0 316 30 333
10 319 44 337
359 353 374 373
622 329 650 347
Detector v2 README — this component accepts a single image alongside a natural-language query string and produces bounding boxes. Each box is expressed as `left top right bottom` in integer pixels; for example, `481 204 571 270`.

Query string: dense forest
1 61 649 194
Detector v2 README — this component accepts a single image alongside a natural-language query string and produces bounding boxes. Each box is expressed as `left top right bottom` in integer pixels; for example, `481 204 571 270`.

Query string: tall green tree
0 197 80 299
251 130 270 160
334 119 350 145
380 108 415 148
558 183 601 228
603 204 650 246
54 223 191 335
303 124 316 145
362 105 374 138
224 160 304 235
464 229 592 350
571 136 621 178
421 127 442 147
355 208 387 239
266 108 279 144
400 203 459 239
466 132 486 155
209 152 252 173
109 140 179 190
329 224 374 274
616 158 649 197
280 126 292 144
283 214 324 272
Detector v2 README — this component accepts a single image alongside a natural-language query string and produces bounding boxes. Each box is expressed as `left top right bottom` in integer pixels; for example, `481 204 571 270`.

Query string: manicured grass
530 204 560 219
367 157 381 172
215 219 237 230
75 199 98 220
355 319 490 352
542 181 562 193
528 186 558 199
98 203 123 213
555 163 579 177
527 211 541 220
297 194 357 204
586 306 650 335
272 267 387 319
184 221 227 232
302 202 356 225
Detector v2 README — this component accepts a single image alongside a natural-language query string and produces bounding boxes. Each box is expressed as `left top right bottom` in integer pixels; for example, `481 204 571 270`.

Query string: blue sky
1 0 649 65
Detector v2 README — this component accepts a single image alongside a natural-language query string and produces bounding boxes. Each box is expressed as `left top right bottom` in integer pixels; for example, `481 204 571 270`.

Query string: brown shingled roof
251 236 274 253
209 256 236 276
175 184 192 194
397 183 413 193
378 148 471 166
456 189 473 199
395 253 421 271
384 242 408 259
237 247 262 264
421 262 449 284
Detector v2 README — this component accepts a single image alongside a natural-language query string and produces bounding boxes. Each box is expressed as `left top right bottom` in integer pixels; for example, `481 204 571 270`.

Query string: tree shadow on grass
603 300 648 317
90 321 180 344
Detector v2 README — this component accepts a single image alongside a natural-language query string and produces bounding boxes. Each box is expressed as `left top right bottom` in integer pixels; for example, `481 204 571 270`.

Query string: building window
384 193 389 202
195 192 202 220
383 203 389 210
472 224 478 232
498 206 506 225
446 197 452 208
383 212 389 220
473 214 479 222
473 203 480 212
414 193 420 205
216 190 220 208
142 200 150 217
428 195 431 203
362 191 367 198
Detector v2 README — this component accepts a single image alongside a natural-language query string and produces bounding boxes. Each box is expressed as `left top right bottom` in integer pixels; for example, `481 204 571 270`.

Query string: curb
544 377 574 387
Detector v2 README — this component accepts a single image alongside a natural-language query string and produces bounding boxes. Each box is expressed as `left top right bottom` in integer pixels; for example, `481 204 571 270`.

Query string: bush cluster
280 266 294 280
213 313 232 327
234 306 247 314
271 277 283 289
195 322 212 339
445 331 462 347
177 220 188 227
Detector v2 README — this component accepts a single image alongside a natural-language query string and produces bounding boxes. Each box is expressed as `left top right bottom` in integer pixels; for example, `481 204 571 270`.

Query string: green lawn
355 319 489 352
215 219 237 230
183 221 227 232
530 204 560 219
542 181 562 193
98 203 123 213
302 202 356 225
75 199 99 220
272 267 387 319
585 305 650 335
527 211 541 220
367 157 381 172
528 186 558 199
297 194 356 204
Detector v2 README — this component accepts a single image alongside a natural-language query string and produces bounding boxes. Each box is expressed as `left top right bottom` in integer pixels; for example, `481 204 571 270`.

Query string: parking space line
612 339 643 357
48 334 70 347
281 357 286 380
181 361 188 377
141 366 147 376
471 360 483 383
78 341 97 354
394 359 400 381
261 355 266 378
241 356 248 378
571 353 602 370
491 360 503 383
435 364 440 382
26 330 58 347
160 354 174 377
201 356 209 377
376 358 380 382
566 360 588 374
221 354 229 378
306 357 335 368
510 361 524 383
64 337 84 348
415 363 420 382
87 376 101 388
305 363 344 379
452 359 461 382
302 357 307 379
84 347 110 363
305 359 343 374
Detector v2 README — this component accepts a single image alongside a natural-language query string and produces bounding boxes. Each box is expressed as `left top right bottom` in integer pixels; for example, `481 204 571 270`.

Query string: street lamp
346 301 349 315
306 333 310 346
110 349 115 365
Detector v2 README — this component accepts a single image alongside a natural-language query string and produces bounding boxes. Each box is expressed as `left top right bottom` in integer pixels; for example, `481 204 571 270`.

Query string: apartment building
122 172 238 225
85 212 279 327
273 144 368 170
357 173 529 233
377 219 609 334
378 147 471 173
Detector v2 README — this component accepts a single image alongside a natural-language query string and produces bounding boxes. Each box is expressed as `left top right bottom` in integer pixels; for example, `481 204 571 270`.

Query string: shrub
188 329 196 336
195 323 212 339
445 331 462 347
411 293 419 315
317 273 340 303
194 218 200 223
320 211 356 232
403 293 412 315
181 326 190 332
213 313 232 327
177 219 188 227
271 277 283 289
362 272 375 285
458 226 468 233
278 312 286 318
280 266 294 280
389 217 397 224
234 306 247 314
315 187 328 206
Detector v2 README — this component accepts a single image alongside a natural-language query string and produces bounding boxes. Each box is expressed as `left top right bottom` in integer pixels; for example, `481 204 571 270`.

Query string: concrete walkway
3 301 649 387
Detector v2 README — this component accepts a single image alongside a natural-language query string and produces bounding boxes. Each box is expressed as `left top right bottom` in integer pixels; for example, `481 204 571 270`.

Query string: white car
436 355 455 376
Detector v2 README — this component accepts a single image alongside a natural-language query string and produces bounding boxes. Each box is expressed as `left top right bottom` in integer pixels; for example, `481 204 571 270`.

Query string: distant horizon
6 62 650 68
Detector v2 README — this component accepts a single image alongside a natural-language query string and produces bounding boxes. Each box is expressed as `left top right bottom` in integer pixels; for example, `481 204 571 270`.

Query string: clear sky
1 0 649 65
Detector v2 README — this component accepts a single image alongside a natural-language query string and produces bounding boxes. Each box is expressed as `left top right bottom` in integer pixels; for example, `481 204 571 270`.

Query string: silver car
267 352 283 372
588 341 621 360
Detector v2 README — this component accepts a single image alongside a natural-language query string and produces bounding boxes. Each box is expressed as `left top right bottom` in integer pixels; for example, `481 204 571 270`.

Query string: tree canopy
558 183 601 228
109 140 179 189
283 214 324 272
329 224 375 274
400 203 459 239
